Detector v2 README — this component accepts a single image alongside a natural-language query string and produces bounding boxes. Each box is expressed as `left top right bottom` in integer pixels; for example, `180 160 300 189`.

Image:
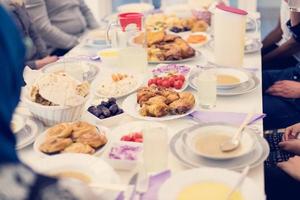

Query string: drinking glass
142 127 168 173
196 68 217 109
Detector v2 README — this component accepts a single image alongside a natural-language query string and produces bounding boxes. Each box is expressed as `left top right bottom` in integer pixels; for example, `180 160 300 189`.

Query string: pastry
76 132 107 149
63 143 95 154
40 138 73 154
72 121 98 139
46 123 73 139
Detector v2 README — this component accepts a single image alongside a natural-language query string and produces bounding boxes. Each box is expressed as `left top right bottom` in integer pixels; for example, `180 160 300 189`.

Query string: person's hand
279 139 300 155
35 56 58 70
283 123 300 141
266 80 300 98
277 156 300 181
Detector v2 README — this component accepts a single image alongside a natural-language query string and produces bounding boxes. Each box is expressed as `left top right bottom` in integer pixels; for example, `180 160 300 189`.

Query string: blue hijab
0 5 25 164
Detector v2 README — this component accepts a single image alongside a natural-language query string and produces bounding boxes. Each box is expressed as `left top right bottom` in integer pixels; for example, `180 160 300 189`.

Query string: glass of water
196 68 217 109
142 126 168 173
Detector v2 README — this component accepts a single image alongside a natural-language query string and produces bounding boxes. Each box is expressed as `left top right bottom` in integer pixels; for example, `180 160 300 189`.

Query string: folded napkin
189 111 265 126
117 170 171 200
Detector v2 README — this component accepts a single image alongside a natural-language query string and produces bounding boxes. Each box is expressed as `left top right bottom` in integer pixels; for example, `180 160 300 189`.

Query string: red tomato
133 132 143 139
162 80 170 88
169 77 176 87
177 75 185 82
148 79 155 86
174 80 183 89
134 138 143 143
157 79 163 86
121 135 132 141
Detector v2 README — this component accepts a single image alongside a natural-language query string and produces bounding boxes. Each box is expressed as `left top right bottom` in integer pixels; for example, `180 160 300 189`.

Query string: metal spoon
220 113 253 152
226 166 250 200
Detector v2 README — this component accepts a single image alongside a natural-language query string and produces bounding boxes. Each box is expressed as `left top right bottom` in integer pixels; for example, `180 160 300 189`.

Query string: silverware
226 166 250 200
133 165 149 200
220 113 253 152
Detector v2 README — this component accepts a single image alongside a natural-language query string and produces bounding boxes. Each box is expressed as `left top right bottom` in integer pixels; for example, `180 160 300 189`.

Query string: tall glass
196 69 217 109
143 127 168 173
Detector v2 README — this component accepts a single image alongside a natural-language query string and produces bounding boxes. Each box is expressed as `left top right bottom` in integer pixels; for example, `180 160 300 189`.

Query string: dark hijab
0 4 25 164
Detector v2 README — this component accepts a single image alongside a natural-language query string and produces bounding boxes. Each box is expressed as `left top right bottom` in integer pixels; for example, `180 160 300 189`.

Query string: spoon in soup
226 166 250 200
220 113 253 152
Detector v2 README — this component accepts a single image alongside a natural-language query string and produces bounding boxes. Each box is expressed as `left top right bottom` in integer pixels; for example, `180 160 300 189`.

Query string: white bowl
33 123 110 157
83 110 126 128
184 32 211 48
104 141 142 171
23 96 86 126
216 68 249 89
182 123 255 160
158 168 265 200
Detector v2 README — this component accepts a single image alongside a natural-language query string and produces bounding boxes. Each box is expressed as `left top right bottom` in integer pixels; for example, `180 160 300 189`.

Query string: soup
217 75 240 85
177 182 244 200
195 134 242 157
51 171 91 184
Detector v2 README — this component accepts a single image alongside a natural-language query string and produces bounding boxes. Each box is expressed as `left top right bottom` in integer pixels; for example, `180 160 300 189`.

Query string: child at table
265 123 300 200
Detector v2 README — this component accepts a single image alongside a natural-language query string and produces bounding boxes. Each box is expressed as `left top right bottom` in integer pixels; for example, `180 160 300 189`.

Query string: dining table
17 10 265 199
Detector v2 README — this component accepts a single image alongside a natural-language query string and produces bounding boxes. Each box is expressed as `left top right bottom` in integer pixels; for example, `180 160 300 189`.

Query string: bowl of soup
158 168 265 200
182 123 256 160
215 68 249 89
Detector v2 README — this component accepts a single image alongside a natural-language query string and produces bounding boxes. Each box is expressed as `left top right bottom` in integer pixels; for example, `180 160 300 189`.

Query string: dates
88 98 123 119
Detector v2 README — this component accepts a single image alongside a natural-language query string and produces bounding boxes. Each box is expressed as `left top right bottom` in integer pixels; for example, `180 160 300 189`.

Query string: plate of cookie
34 121 110 157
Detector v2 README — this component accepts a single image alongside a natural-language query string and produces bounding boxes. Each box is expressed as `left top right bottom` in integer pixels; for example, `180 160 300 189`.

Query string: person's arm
28 18 48 58
262 37 300 63
25 0 79 49
78 0 99 29
262 20 283 50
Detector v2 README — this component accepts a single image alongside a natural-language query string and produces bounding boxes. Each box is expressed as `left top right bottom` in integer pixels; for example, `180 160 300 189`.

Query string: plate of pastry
122 86 197 121
132 31 199 64
34 121 109 157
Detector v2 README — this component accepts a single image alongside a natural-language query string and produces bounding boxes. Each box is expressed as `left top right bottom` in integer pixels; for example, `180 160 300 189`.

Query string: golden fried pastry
179 92 196 104
72 121 98 139
140 103 169 117
76 132 107 149
147 31 165 46
169 92 195 114
63 143 95 154
163 34 179 42
46 123 73 139
145 95 167 105
40 138 72 154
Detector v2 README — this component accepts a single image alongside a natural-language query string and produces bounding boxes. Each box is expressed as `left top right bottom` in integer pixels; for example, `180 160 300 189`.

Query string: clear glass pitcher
213 4 247 67
106 12 148 73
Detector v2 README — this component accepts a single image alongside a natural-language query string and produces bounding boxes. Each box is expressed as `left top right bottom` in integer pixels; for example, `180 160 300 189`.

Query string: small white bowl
104 141 143 171
216 68 249 89
184 32 211 48
182 124 256 160
83 110 126 128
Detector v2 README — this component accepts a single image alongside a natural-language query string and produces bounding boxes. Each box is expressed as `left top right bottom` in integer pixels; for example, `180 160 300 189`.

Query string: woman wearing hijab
0 4 97 199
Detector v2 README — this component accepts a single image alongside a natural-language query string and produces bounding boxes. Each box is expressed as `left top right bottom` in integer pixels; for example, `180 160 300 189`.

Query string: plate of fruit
111 121 170 143
148 64 192 92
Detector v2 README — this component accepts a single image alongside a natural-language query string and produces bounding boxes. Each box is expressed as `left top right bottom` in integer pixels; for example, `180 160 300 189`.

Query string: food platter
122 92 198 121
34 122 110 157
148 51 202 64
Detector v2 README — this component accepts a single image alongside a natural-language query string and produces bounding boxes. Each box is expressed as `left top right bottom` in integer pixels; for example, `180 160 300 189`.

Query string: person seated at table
262 0 300 70
24 0 99 56
263 11 300 130
3 0 58 69
0 5 100 199
265 123 300 200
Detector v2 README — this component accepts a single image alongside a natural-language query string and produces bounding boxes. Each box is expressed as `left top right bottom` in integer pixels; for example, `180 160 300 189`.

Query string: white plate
33 123 110 157
30 153 120 199
189 70 259 96
158 168 265 200
148 51 201 64
111 121 171 142
181 124 255 160
94 73 144 99
150 64 192 92
169 126 270 171
122 93 198 121
215 68 249 89
42 61 99 83
16 119 39 150
183 32 211 48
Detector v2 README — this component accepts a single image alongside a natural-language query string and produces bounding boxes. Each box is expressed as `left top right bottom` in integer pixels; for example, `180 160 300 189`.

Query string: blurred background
86 0 281 38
